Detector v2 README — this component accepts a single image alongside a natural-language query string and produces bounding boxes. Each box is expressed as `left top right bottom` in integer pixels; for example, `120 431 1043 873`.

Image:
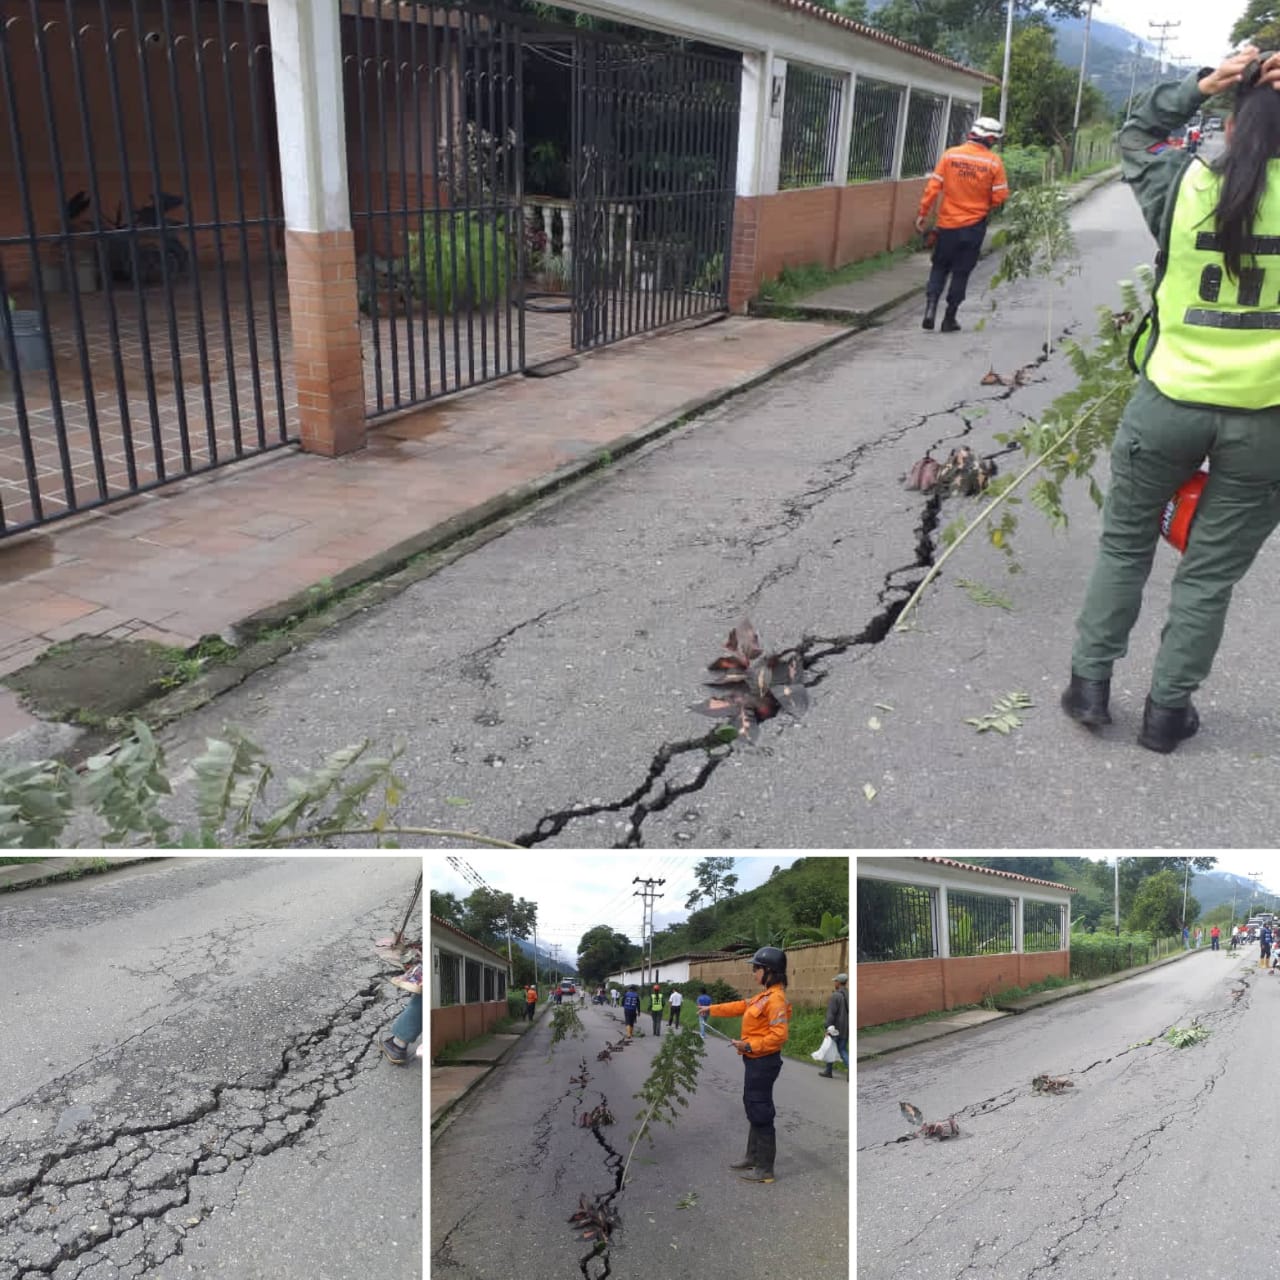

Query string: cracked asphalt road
144 178 1280 846
0 856 423 1280
857 946 1266 1278
431 1002 848 1280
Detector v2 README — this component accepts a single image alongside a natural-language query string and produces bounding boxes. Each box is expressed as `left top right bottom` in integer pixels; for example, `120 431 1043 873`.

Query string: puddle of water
54 1104 94 1136
0 536 56 581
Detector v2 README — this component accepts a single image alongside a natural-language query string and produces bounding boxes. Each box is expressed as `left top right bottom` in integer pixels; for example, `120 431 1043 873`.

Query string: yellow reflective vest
1142 157 1280 410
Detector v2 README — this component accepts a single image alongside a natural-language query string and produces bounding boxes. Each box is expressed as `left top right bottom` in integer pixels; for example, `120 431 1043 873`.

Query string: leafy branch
0 721 517 849
966 691 1034 734
621 1029 704 1188
895 270 1151 631
551 1003 586 1048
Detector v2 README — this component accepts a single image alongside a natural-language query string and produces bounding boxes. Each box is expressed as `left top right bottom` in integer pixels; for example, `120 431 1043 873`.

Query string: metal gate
344 0 525 418
572 36 740 351
0 0 292 539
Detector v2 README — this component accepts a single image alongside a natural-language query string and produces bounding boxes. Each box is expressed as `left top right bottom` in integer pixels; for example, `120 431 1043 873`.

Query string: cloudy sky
1095 0 1239 68
429 853 850 960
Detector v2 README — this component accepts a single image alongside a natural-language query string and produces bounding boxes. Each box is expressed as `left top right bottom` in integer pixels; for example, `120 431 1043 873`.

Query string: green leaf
955 579 1014 611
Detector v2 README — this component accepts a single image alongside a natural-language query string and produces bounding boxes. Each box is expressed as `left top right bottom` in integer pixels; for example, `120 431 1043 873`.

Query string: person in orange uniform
704 946 791 1184
914 116 1010 332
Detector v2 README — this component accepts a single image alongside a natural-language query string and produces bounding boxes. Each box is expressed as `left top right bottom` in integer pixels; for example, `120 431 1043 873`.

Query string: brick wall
857 951 1070 1028
430 999 508 1059
727 176 932 312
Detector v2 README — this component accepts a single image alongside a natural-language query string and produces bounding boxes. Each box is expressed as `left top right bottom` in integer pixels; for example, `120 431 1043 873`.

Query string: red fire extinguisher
1159 464 1208 553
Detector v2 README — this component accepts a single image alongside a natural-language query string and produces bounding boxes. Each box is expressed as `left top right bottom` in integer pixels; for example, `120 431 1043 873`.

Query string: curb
857 939 1203 1061
0 855 165 894
431 1008 550 1134
24 320 862 766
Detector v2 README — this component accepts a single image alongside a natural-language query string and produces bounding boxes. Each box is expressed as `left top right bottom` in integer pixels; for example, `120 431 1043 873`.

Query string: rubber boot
1137 697 1199 754
728 1127 758 1171
1060 674 1112 727
739 1130 776 1183
940 306 960 332
922 297 938 331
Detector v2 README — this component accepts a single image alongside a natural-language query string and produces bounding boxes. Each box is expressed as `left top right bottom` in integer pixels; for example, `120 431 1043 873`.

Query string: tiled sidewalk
0 315 844 740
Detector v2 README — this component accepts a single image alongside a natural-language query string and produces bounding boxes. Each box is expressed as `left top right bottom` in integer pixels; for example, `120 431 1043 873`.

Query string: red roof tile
764 0 999 84
914 858 1078 892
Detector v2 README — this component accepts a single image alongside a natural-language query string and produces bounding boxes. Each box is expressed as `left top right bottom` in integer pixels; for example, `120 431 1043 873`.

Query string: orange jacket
706 984 791 1058
918 141 1010 230
525 987 537 1004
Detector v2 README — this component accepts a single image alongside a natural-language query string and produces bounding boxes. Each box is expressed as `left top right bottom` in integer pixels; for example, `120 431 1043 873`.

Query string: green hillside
652 856 849 959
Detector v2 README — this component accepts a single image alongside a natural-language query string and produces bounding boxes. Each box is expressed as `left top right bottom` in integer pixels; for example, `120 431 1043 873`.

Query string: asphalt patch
4 636 179 722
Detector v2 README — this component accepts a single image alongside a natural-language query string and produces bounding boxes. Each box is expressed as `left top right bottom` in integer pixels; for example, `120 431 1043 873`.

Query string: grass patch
0 856 49 867
695 1005 847 1075
756 244 918 307
155 636 239 691
982 974 1074 1007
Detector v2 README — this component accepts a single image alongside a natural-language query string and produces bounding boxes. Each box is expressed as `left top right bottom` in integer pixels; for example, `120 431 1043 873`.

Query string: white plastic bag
811 1033 840 1064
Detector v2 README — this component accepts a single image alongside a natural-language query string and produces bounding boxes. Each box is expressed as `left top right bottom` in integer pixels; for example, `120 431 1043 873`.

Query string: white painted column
736 50 767 197
267 0 352 233
891 86 911 180
833 71 856 187
1014 895 1024 953
936 885 950 959
761 54 787 196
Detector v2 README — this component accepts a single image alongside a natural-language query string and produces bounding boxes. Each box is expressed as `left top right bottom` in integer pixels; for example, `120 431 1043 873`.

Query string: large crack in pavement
0 975 397 1280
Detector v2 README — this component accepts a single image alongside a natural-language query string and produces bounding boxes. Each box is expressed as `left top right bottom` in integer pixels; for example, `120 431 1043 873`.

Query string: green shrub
999 144 1054 192
406 212 513 313
507 991 527 1020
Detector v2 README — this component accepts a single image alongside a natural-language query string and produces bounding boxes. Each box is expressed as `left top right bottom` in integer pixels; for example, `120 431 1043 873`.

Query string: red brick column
284 229 366 457
728 195 760 313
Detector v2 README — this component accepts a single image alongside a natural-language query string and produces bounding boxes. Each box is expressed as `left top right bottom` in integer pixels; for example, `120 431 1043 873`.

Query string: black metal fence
572 37 740 349
946 101 976 149
779 63 844 189
847 77 901 183
437 950 461 1005
1024 901 1063 953
857 879 937 962
465 956 482 1003
0 0 292 538
900 88 948 179
343 0 524 418
947 890 1013 957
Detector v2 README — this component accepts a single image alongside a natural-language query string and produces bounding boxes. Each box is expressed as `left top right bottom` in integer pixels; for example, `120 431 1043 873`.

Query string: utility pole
1250 871 1262 917
533 921 540 991
1114 857 1120 936
549 943 561 985
998 0 1015 130
1148 21 1180 88
1070 0 1095 174
1125 41 1142 119
1182 858 1191 928
632 876 665 991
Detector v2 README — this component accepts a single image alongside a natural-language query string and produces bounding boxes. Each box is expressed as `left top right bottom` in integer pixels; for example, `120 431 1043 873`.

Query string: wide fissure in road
0 856 423 1280
154 177 1280 846
432 1002 848 1280
857 946 1270 1278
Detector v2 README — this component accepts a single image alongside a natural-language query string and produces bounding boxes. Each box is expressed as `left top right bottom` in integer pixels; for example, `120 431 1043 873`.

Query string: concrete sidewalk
857 942 1207 1061
0 854 163 892
431 1008 547 1128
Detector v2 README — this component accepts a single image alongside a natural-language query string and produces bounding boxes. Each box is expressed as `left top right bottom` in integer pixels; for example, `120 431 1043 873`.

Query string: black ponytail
1214 55 1280 279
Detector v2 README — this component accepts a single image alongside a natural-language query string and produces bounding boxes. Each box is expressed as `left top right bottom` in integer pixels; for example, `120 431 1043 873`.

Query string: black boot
739 1130 776 1183
1060 674 1112 728
1138 697 1200 754
729 1127 758 1171
922 297 938 330
940 306 960 332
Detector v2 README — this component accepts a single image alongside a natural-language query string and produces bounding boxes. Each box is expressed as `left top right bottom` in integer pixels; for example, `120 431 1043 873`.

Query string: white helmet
969 116 1004 142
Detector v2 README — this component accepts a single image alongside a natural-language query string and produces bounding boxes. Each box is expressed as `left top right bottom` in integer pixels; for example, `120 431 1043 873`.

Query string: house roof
430 914 510 962
764 0 999 85
914 858 1078 892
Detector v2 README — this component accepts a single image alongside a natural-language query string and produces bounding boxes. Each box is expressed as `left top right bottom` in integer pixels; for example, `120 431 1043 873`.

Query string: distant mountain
1052 14 1199 113
513 935 578 978
1191 869 1280 915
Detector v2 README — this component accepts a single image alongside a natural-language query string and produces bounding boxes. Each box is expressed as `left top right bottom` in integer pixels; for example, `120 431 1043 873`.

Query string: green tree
785 910 848 946
460 887 538 948
578 925 636 985
873 0 1085 64
685 857 740 914
431 890 465 927
1127 869 1200 935
811 0 869 20
1231 0 1280 47
981 23 1106 149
